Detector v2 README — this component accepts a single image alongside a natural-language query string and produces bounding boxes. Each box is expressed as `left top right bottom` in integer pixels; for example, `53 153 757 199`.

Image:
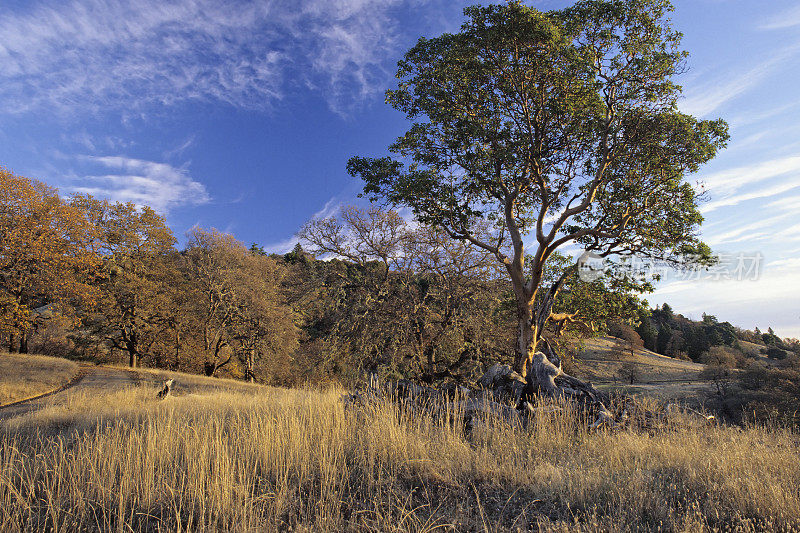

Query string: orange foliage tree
182 228 297 379
74 196 178 367
0 169 99 352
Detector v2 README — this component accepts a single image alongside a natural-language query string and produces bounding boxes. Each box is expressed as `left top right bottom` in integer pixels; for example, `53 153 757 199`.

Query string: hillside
571 336 708 404
0 358 268 423
0 353 79 406
2 368 799 531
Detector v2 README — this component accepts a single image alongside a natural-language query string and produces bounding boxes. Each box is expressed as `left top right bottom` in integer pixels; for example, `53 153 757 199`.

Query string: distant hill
568 335 707 405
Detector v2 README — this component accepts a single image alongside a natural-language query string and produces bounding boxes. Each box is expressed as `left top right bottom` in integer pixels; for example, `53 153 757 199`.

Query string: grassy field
0 353 79 406
571 337 709 405
2 380 799 531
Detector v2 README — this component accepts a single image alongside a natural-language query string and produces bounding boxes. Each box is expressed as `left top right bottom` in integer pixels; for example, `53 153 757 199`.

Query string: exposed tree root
344 354 715 433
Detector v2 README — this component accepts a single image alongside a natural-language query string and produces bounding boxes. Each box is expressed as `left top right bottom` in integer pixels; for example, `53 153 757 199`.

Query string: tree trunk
511 297 614 428
425 345 435 376
514 302 562 397
513 305 537 378
247 348 255 383
173 329 180 369
8 334 16 353
126 338 138 368
19 332 28 354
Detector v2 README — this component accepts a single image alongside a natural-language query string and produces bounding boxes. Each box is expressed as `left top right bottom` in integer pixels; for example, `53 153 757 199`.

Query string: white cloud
163 136 195 160
774 221 800 242
766 257 800 271
698 155 800 195
651 269 800 338
767 194 800 212
0 0 428 116
730 102 800 127
680 45 800 117
694 155 800 215
701 178 800 213
760 5 800 30
261 195 344 254
69 155 210 213
260 235 301 255
705 213 795 246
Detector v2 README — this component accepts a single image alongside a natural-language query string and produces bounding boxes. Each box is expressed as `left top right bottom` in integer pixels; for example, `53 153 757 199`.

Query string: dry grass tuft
0 353 78 405
1 383 799 531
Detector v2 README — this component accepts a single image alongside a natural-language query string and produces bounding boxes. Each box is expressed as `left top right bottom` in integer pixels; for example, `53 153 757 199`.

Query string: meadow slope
0 353 79 406
1 372 798 532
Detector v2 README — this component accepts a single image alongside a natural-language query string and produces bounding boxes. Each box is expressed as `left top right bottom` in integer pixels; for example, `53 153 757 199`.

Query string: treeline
6 168 798 399
1 169 296 382
635 303 799 362
2 169 652 385
633 303 800 426
1 170 519 383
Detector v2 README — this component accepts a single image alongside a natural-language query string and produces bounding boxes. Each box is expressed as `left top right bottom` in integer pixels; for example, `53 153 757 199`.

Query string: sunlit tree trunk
514 303 538 379
125 336 138 368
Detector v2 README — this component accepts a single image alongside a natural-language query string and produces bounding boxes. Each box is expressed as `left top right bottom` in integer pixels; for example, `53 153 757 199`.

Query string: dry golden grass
0 353 79 406
1 383 799 532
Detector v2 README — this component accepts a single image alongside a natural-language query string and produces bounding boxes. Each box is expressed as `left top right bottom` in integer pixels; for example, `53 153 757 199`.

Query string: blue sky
1 0 799 338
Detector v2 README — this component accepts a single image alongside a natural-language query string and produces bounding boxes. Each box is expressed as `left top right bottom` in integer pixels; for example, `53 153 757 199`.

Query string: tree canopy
348 0 728 381
0 169 99 351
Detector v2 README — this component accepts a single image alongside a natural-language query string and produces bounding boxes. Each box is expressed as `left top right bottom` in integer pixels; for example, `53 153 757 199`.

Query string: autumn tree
609 321 644 359
182 228 297 379
348 1 727 396
0 169 98 353
608 320 644 384
297 206 508 382
618 359 640 385
700 345 737 397
228 249 297 383
75 197 177 367
181 229 243 376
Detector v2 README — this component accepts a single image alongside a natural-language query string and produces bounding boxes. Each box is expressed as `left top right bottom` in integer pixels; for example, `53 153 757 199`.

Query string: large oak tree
348 0 728 394
76 196 178 368
0 170 98 352
298 206 507 382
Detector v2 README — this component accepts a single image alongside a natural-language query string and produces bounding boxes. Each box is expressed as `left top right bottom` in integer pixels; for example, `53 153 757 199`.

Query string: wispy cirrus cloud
696 155 800 213
760 5 800 30
705 212 795 246
767 194 800 212
261 195 344 254
680 45 800 117
68 155 210 213
0 0 435 116
701 179 800 214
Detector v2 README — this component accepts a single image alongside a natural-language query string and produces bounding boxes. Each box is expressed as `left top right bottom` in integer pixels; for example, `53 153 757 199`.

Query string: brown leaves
0 169 100 336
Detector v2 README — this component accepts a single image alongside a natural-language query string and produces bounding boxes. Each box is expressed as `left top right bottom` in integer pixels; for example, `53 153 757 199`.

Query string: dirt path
0 364 269 421
0 365 138 420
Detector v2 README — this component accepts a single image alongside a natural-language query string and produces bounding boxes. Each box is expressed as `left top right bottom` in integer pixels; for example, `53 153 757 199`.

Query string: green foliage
640 305 743 361
762 346 787 360
762 327 782 346
348 0 727 374
288 207 513 384
635 312 658 351
351 1 726 261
